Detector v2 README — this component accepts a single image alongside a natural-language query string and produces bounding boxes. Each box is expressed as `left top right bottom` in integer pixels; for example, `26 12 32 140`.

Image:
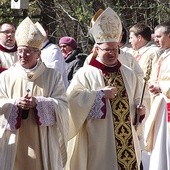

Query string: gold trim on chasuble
104 71 138 170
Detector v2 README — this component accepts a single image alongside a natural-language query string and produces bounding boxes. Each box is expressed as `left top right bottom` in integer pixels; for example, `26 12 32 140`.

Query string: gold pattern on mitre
90 9 104 28
15 17 46 49
89 7 122 43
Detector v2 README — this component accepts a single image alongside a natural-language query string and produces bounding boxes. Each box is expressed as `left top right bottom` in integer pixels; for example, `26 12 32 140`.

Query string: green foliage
0 1 14 23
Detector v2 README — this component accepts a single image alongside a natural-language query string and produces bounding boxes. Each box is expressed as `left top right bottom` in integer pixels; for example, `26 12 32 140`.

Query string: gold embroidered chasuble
66 58 143 170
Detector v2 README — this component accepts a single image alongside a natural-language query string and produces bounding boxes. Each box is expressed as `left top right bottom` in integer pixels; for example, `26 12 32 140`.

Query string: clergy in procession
0 17 68 170
128 23 160 120
66 7 146 170
144 20 170 170
0 22 18 72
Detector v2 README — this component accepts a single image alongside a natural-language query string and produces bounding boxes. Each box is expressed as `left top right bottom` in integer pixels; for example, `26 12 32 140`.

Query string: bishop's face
96 42 119 66
17 46 40 69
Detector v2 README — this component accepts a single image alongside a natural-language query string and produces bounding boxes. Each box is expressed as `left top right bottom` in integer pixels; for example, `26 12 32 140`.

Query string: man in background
145 20 170 170
0 22 18 72
40 23 68 88
128 23 160 118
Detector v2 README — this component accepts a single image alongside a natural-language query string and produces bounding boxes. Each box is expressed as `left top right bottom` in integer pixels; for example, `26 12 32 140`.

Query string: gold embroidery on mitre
90 9 104 27
97 15 121 42
31 31 37 37
89 7 122 43
15 17 46 49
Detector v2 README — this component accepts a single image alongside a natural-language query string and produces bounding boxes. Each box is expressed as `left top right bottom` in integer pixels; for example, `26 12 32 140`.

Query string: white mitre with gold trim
15 17 46 49
89 7 122 43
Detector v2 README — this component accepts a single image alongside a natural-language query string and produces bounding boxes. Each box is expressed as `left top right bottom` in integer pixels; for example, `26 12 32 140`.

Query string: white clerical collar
0 43 15 50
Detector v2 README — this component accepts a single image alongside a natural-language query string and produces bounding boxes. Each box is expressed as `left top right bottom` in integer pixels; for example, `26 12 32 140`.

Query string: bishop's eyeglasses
97 46 118 54
17 48 39 56
0 30 15 35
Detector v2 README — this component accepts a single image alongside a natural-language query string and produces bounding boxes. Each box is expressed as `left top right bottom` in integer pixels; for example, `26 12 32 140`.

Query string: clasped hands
17 94 36 110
